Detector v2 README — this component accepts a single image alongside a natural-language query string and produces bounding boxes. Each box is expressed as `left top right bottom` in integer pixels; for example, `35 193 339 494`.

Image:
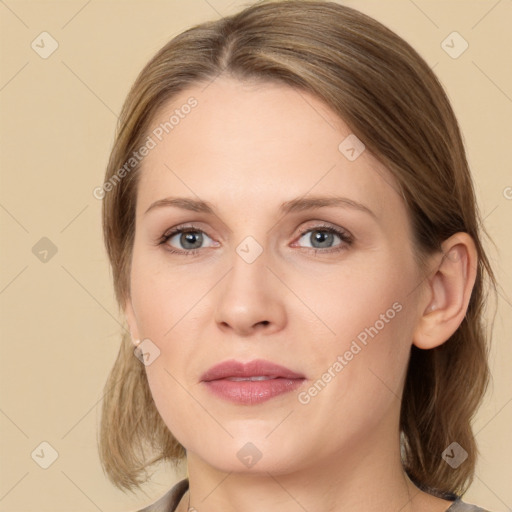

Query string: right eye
159 226 219 255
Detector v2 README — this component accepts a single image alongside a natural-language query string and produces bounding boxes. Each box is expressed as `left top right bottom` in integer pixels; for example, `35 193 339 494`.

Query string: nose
213 247 287 337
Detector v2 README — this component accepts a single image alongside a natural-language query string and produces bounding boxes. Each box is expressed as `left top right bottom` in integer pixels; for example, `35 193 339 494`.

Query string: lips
200 359 304 381
200 359 306 405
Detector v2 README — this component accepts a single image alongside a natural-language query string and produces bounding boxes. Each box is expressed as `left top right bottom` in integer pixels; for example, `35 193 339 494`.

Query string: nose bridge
225 233 270 299
235 234 266 267
213 232 285 334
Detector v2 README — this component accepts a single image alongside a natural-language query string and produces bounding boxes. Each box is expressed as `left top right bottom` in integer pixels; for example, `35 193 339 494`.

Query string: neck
182 431 429 512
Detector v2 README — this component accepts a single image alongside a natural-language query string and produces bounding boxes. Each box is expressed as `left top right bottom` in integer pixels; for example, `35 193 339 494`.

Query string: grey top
135 478 491 511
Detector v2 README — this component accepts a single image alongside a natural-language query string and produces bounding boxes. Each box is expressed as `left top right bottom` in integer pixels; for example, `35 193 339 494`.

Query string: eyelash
157 223 353 256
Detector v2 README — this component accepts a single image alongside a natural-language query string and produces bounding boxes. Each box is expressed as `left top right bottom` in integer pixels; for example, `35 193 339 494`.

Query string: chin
188 433 307 475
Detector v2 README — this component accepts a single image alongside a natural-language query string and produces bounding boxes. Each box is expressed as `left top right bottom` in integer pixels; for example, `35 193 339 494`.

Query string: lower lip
203 378 305 405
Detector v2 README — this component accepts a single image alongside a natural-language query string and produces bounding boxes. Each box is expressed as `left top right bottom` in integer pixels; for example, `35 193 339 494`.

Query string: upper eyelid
164 221 346 236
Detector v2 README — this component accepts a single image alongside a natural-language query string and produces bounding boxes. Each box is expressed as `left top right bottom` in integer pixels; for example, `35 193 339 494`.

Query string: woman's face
125 77 428 475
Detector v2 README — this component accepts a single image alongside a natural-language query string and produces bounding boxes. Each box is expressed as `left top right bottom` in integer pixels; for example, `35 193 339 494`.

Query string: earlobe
413 233 478 350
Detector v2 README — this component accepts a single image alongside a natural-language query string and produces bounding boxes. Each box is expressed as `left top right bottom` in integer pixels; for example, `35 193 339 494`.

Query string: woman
98 1 496 510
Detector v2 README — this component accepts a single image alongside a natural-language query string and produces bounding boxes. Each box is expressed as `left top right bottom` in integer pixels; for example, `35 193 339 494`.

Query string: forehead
136 77 404 221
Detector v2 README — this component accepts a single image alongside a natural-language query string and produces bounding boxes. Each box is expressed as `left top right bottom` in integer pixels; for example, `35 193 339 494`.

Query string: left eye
295 227 348 250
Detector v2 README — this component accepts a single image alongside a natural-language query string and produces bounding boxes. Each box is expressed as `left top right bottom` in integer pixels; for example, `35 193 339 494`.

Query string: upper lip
200 359 305 382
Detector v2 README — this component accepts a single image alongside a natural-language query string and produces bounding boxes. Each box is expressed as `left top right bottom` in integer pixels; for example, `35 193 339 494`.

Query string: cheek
294 299 413 460
295 253 415 353
294 256 417 417
129 246 203 340
144 362 199 447
128 252 214 441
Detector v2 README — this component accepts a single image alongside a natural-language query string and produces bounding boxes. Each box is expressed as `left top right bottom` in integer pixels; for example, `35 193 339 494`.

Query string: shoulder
134 478 189 512
446 498 493 511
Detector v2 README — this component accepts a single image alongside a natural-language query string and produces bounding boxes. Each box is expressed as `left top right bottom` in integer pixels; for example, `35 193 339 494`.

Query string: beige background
0 0 511 510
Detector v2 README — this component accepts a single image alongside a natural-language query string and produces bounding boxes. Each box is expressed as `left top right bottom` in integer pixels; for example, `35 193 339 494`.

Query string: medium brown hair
98 0 496 497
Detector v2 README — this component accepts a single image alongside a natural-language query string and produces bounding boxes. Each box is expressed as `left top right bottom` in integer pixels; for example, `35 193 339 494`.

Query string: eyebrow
144 195 376 218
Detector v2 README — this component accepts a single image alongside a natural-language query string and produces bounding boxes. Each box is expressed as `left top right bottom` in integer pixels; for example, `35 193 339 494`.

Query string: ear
413 232 478 350
124 297 141 347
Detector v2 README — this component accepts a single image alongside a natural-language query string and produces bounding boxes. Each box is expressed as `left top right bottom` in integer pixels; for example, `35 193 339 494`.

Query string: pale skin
124 76 478 512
